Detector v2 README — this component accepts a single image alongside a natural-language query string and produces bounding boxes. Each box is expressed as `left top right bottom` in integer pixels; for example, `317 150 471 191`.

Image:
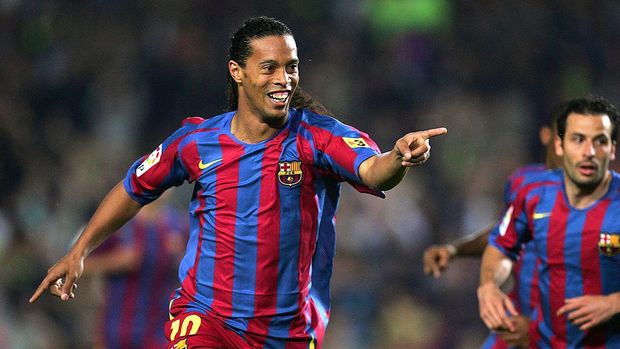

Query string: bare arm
423 224 492 278
359 127 447 190
478 245 518 332
451 224 493 256
82 246 142 275
30 182 143 303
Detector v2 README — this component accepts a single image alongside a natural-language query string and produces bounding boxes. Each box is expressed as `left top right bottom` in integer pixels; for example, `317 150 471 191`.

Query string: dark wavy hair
225 16 328 114
554 95 619 141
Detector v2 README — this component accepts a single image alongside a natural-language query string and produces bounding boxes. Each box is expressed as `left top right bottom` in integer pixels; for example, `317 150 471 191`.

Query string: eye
570 135 584 143
262 65 275 73
287 64 299 73
595 137 609 146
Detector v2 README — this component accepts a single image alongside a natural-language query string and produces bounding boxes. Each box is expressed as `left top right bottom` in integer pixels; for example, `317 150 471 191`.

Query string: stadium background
1 1 619 348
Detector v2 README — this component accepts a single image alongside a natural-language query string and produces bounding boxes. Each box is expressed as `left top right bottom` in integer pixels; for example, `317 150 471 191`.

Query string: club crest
278 161 303 187
598 232 620 256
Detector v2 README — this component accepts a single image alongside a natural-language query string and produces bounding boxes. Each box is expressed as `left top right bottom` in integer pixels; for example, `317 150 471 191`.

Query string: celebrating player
30 16 446 348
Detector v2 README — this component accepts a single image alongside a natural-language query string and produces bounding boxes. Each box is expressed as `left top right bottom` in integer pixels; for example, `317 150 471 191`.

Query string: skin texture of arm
29 182 143 303
82 246 142 276
423 225 492 278
359 128 447 190
478 245 518 332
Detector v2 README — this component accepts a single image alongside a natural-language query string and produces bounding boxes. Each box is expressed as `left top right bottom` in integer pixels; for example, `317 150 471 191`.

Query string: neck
231 110 287 144
564 171 612 209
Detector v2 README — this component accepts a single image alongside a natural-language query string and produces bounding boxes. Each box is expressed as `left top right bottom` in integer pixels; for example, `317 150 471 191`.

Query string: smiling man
30 16 446 349
478 96 620 348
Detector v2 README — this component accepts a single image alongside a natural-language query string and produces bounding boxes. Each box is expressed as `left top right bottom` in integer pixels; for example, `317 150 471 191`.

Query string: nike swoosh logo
532 212 552 219
199 158 222 170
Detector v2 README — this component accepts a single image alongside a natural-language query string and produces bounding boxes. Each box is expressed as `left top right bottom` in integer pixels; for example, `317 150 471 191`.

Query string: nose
274 67 291 86
583 140 596 157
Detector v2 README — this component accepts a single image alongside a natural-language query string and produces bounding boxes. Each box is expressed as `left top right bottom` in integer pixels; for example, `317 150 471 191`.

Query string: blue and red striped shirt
482 163 545 349
94 207 186 349
123 109 382 346
490 168 620 348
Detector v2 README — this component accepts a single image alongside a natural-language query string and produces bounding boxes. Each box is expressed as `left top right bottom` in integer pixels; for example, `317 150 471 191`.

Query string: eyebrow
259 58 299 65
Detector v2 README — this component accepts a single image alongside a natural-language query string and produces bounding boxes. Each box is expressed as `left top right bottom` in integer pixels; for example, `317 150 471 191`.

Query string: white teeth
268 92 289 102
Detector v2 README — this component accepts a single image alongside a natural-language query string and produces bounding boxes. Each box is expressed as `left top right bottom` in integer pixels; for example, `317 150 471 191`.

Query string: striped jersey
93 208 186 349
490 168 620 348
482 163 545 349
123 109 382 346
505 163 546 317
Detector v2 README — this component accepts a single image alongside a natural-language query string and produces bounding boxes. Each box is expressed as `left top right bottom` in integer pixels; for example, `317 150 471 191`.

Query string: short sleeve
123 119 198 205
302 113 384 197
488 192 531 260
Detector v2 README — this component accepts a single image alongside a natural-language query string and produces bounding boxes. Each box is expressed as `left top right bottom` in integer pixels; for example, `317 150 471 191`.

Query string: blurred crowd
1 1 620 348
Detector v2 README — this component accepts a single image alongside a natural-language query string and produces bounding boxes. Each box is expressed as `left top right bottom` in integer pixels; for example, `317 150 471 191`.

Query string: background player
81 193 186 349
30 16 447 348
423 122 560 347
479 96 620 348
423 123 559 278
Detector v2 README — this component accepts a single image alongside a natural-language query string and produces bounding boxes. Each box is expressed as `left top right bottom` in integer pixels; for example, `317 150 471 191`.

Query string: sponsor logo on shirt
343 137 370 148
278 161 303 187
137 144 162 177
598 232 620 256
198 158 222 170
532 212 552 220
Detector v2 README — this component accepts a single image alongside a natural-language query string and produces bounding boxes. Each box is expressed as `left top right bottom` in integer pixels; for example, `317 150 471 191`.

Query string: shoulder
172 112 231 141
181 112 231 130
508 163 546 181
294 108 368 140
608 171 620 197
514 168 562 201
295 108 347 129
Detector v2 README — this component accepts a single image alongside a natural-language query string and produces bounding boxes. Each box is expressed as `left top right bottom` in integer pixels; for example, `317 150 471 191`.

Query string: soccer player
422 123 559 278
82 195 186 349
478 96 620 348
423 122 560 348
30 16 447 348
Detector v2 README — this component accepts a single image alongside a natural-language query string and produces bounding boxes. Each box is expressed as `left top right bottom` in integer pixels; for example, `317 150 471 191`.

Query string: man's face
232 35 299 123
555 113 616 189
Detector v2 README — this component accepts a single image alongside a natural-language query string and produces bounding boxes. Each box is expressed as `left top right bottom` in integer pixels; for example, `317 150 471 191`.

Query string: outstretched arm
359 127 447 190
29 182 143 303
82 246 142 276
478 245 518 332
423 224 493 278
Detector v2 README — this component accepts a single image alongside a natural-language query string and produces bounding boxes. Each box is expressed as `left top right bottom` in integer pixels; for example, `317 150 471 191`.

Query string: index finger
30 275 57 303
419 127 447 139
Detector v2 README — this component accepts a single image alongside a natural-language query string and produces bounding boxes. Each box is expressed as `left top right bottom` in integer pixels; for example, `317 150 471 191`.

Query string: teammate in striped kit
83 196 186 348
479 96 620 348
423 121 560 347
30 17 447 348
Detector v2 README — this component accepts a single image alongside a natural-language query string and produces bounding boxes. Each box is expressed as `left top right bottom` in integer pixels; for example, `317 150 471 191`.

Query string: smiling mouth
267 91 290 104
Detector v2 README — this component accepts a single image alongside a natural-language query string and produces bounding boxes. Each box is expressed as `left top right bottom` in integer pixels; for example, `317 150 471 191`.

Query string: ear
228 60 243 83
611 141 616 162
554 134 564 157
539 126 552 146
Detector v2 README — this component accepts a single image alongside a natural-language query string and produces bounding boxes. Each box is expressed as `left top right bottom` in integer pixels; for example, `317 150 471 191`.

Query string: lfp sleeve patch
342 137 370 149
137 144 162 177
